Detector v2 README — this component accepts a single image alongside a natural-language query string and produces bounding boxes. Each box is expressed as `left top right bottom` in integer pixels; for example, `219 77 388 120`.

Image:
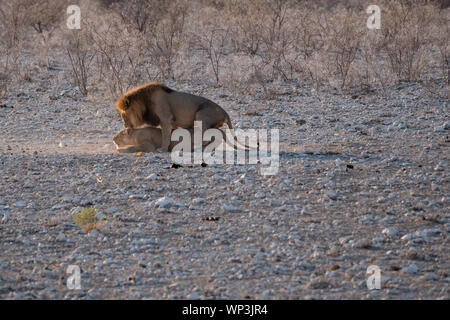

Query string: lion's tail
223 112 257 151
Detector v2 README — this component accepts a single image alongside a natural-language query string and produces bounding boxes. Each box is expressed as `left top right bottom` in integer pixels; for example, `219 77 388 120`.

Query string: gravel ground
0 76 449 299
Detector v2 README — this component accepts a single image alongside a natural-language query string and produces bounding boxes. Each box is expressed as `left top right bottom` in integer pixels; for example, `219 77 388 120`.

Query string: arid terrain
0 0 449 300
0 77 449 299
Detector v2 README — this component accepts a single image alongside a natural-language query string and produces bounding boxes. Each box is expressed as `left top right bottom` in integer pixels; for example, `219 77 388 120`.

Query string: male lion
115 81 238 151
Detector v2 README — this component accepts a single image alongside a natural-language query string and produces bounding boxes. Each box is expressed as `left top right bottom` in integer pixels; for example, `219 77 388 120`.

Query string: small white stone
14 202 27 208
424 272 438 281
224 204 239 212
382 227 398 237
88 230 101 238
312 250 321 258
96 212 106 220
401 264 418 274
129 194 144 200
187 292 200 299
56 233 66 242
192 198 205 205
431 183 440 191
146 174 157 180
154 197 173 208
377 196 387 203
416 228 441 238
1 213 9 223
401 233 415 241
443 121 450 130
323 190 337 200
372 236 386 243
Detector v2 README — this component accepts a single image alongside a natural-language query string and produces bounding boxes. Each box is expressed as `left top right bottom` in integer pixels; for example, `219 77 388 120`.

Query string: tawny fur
113 127 200 153
115 81 234 151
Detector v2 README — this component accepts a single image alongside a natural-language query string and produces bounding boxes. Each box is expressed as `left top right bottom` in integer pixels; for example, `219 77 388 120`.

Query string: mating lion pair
113 82 239 153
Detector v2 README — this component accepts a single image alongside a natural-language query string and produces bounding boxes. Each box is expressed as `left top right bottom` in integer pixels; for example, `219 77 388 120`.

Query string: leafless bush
255 0 294 81
380 2 436 81
0 1 29 49
0 49 10 100
145 1 186 80
26 0 66 41
65 31 95 96
227 0 298 95
300 51 329 90
110 0 167 34
354 31 392 95
194 21 230 84
2 0 447 100
320 8 364 89
90 16 147 100
0 1 32 99
228 0 264 56
435 8 449 84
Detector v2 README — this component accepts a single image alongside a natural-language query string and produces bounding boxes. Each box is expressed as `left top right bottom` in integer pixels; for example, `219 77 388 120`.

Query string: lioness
115 81 238 151
113 127 201 153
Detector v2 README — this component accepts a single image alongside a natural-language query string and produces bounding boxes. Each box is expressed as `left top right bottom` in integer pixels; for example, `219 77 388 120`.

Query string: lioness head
113 129 136 148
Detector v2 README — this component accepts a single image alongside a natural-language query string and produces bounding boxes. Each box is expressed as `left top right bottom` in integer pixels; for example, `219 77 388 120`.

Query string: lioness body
113 127 200 153
115 82 233 151
113 127 163 153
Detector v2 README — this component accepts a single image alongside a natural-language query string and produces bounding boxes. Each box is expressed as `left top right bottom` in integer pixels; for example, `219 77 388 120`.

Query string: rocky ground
0 74 449 299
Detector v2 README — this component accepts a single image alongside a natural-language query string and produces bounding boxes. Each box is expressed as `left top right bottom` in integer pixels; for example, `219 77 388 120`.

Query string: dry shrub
380 1 437 81
65 30 95 96
26 0 66 40
301 51 330 90
357 31 391 94
221 54 253 94
191 8 231 85
434 7 449 84
324 8 365 89
77 1 187 100
0 49 9 100
0 1 31 98
145 1 187 80
226 0 299 95
0 0 447 100
0 1 29 49
110 0 167 34
228 1 264 56
89 14 147 100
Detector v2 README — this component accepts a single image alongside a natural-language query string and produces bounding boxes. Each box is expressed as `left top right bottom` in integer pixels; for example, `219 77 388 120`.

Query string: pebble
192 198 205 204
129 194 144 200
401 264 418 274
323 190 337 200
224 204 239 212
56 233 66 242
154 197 174 208
14 202 26 208
416 229 441 238
187 292 200 299
382 227 398 237
424 273 438 281
88 230 101 238
1 78 447 300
